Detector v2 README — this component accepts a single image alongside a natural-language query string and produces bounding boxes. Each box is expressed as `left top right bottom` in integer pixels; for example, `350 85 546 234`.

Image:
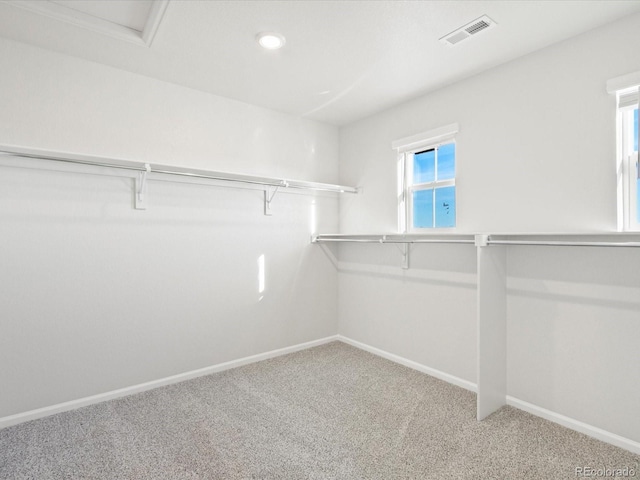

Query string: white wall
0 38 340 419
507 245 640 443
2 11 639 445
338 13 640 442
338 243 477 384
340 13 640 234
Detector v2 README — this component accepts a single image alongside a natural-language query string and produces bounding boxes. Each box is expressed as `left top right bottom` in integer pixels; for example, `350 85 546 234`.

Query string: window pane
413 189 433 228
637 178 640 223
435 186 456 228
413 149 435 184
437 143 455 180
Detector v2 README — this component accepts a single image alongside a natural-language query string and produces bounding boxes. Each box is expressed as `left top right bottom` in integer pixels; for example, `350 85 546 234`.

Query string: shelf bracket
264 186 279 216
264 182 287 216
393 242 410 269
401 243 410 269
135 163 151 210
475 234 490 247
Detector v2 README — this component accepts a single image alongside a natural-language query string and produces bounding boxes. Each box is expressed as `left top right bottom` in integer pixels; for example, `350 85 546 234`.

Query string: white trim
5 0 168 47
336 335 477 393
397 152 407 233
391 123 459 153
630 152 639 231
141 0 169 47
507 396 640 455
335 336 640 455
618 107 640 232
618 90 639 110
412 178 456 190
0 335 339 430
607 71 640 94
3 333 638 456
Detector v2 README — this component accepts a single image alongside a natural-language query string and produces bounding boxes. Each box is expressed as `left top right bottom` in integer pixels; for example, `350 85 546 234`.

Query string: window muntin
407 142 456 230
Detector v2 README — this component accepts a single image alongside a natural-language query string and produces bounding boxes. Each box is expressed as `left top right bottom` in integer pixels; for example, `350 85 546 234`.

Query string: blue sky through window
412 142 456 228
438 143 455 180
435 186 456 227
413 189 433 228
414 149 435 184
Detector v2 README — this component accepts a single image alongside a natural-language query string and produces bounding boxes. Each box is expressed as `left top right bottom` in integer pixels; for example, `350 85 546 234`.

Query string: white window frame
392 123 458 232
608 72 640 232
620 105 638 231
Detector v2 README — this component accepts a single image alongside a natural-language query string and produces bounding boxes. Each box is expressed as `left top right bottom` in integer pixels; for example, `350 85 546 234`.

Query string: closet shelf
312 233 475 244
484 232 640 247
313 232 640 247
0 144 357 214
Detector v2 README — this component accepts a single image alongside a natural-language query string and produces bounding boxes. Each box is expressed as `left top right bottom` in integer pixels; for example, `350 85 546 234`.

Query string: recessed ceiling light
256 32 286 50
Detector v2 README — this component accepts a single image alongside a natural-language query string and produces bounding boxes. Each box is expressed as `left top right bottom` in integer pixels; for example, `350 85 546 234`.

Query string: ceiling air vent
440 15 496 46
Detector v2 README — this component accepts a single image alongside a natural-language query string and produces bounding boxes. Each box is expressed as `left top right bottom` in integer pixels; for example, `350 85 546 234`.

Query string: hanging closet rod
487 239 640 248
0 145 358 194
312 234 476 245
313 234 640 247
314 238 475 244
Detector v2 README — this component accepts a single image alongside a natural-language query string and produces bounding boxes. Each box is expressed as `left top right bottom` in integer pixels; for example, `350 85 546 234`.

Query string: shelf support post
476 234 507 420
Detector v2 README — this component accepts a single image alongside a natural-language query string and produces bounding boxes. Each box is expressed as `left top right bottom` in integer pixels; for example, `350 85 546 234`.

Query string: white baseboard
507 396 640 455
335 336 640 455
4 334 638 456
0 335 339 430
336 335 477 393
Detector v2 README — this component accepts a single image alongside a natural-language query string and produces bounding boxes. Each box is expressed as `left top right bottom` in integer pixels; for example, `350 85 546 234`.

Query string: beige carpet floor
1 341 638 479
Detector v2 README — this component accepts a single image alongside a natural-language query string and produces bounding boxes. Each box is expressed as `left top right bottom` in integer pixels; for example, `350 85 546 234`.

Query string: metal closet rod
313 234 640 247
487 239 640 247
0 146 358 194
312 235 476 245
315 238 475 244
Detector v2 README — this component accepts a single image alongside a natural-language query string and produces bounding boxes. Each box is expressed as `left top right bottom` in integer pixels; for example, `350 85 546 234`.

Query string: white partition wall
476 238 507 420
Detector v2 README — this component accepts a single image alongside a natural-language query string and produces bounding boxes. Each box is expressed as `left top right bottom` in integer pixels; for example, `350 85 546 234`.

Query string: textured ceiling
0 0 639 126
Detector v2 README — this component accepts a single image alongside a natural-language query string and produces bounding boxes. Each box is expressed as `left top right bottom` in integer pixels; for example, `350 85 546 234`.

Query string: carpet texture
1 341 638 479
